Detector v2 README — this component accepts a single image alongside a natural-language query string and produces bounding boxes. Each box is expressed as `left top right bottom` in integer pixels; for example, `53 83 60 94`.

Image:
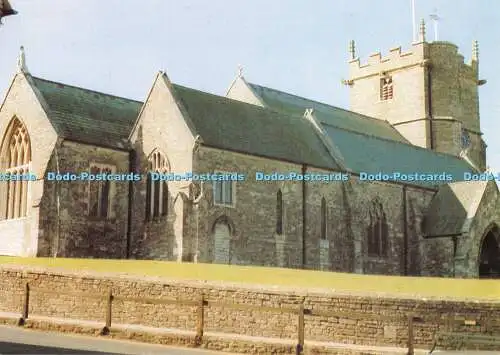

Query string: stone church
1 26 499 278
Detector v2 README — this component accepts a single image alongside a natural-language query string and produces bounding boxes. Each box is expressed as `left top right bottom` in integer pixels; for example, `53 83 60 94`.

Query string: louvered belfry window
380 76 393 101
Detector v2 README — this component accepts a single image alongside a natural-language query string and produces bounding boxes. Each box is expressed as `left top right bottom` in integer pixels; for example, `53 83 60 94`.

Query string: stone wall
1 266 499 352
189 147 440 276
37 141 130 259
192 146 304 268
0 73 59 257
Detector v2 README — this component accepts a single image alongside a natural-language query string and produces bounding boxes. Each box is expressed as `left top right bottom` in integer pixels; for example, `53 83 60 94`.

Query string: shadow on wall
130 125 179 261
37 148 128 259
407 198 422 276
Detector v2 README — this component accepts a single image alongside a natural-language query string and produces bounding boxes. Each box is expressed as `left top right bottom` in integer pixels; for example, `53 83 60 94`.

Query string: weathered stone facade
0 37 499 279
347 36 486 171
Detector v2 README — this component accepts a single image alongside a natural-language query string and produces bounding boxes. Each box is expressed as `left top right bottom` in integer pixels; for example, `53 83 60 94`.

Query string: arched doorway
213 221 231 264
479 226 500 278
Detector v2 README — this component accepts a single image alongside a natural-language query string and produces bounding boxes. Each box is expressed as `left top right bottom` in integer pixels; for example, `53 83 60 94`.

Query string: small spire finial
472 40 479 61
419 19 426 42
17 46 28 73
348 40 356 60
237 64 243 78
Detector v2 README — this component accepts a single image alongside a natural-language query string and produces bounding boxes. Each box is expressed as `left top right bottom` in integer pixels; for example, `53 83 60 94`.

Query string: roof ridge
173 83 309 123
31 76 143 104
247 82 395 126
322 121 470 163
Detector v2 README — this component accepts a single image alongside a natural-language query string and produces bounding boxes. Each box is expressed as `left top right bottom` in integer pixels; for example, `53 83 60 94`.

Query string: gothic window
276 189 283 235
461 128 471 149
0 118 31 219
366 200 388 257
146 150 169 220
213 174 234 206
88 164 114 218
380 76 393 101
320 197 327 240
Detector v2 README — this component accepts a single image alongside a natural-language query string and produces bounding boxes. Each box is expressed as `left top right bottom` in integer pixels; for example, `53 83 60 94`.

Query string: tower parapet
348 41 427 82
345 37 487 171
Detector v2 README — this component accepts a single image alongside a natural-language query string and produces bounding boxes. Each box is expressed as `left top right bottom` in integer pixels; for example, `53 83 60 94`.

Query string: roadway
0 325 498 354
0 325 236 354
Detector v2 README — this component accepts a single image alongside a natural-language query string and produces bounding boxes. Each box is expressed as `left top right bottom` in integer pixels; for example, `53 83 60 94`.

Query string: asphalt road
0 326 236 354
431 352 500 354
0 325 498 354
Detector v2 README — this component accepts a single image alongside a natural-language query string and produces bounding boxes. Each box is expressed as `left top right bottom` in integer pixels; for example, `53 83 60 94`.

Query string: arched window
146 150 169 220
276 189 283 235
0 118 31 219
367 200 388 257
212 215 235 264
320 197 327 240
88 164 113 218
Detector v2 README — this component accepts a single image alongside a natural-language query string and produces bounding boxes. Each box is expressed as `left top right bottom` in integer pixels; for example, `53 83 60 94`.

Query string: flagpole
430 10 440 41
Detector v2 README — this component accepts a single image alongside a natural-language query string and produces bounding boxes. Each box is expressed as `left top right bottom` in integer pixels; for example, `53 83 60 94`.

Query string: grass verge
1 256 499 300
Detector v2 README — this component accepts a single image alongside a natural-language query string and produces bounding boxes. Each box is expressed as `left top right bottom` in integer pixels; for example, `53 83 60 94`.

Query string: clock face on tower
461 129 471 149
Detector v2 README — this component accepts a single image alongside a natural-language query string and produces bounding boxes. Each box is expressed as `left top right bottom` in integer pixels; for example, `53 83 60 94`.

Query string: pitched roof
27 74 475 187
323 124 474 186
247 83 409 143
246 81 474 186
171 84 340 169
30 76 142 149
423 181 490 236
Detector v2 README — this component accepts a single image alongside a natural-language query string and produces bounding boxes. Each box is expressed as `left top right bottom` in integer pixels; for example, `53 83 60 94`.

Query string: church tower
344 20 486 171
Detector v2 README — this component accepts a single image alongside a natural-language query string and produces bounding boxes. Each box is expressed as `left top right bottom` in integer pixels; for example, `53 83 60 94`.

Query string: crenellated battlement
348 41 427 79
345 33 485 171
348 40 479 81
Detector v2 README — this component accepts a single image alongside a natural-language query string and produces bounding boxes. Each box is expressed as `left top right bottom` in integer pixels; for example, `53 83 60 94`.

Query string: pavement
430 352 500 355
0 325 237 354
0 324 498 355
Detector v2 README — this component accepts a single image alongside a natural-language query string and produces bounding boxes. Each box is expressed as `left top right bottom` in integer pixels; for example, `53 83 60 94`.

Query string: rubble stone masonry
0 266 499 352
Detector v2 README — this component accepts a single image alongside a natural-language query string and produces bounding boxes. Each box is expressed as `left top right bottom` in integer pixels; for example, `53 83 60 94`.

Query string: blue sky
1 0 499 171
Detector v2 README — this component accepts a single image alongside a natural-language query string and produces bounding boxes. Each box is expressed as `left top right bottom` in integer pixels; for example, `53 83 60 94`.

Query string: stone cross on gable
17 46 28 73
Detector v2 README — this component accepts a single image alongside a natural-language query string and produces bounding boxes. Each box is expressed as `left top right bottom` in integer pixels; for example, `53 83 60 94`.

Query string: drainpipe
402 185 408 275
302 164 307 268
125 150 135 259
426 64 434 150
452 235 457 277
192 182 204 263
192 135 203 263
53 141 61 257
